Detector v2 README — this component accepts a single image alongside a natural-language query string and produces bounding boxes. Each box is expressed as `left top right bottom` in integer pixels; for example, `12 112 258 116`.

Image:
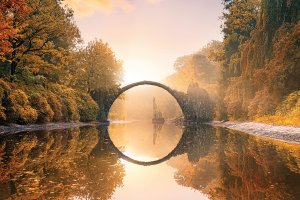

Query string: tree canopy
0 0 123 124
215 0 300 125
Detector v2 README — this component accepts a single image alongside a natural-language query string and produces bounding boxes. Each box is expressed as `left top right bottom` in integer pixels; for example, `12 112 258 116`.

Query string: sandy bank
210 121 300 144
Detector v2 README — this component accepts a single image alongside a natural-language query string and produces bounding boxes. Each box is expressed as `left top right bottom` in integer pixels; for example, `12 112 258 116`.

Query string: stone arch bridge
95 80 187 122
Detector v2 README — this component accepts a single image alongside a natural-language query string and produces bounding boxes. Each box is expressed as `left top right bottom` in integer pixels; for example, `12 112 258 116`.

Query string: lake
0 122 300 199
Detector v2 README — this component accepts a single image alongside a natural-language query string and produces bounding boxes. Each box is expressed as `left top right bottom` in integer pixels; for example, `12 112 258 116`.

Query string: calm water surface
0 122 300 199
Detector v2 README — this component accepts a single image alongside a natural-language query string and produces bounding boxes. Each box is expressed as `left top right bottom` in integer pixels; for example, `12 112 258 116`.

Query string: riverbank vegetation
0 0 122 124
166 0 299 126
164 41 219 122
0 0 299 126
216 0 300 125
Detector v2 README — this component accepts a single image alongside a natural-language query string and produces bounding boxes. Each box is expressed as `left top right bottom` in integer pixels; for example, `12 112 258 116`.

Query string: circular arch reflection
106 126 187 166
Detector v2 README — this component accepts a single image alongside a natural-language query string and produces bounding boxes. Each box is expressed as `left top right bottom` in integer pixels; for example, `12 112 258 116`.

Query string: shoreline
210 121 300 144
0 122 109 135
1 121 300 145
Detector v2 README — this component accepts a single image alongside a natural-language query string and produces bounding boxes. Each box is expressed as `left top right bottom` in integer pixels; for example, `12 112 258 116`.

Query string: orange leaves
0 0 28 60
1 0 81 75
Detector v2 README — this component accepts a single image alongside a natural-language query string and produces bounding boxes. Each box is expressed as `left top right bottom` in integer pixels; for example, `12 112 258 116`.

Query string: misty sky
65 0 223 84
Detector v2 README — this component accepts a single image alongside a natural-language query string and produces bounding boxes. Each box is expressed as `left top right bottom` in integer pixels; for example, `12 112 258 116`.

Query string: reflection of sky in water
1 125 300 199
113 160 209 200
109 121 183 161
109 122 209 199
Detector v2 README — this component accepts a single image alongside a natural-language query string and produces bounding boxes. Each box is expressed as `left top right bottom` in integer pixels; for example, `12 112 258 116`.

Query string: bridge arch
107 80 186 119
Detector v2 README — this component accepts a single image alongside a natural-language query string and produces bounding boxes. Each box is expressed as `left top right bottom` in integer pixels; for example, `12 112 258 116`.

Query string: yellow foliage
75 91 99 122
0 78 99 124
276 91 300 117
32 84 99 123
0 89 7 123
0 80 12 91
248 88 280 116
218 0 300 123
254 91 300 126
64 97 80 122
254 115 300 126
46 93 63 122
6 89 38 124
0 104 6 122
30 94 54 123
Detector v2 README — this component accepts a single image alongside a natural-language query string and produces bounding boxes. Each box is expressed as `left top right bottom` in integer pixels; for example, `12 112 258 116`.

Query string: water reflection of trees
179 125 215 163
0 126 125 200
171 126 300 200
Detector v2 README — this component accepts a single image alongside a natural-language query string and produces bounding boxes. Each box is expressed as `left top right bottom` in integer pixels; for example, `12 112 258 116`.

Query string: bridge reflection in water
0 123 299 199
107 122 214 166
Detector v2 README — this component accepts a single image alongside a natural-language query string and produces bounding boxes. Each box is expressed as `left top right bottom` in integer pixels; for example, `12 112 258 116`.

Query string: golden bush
254 91 300 126
6 89 38 124
64 97 80 122
248 88 280 117
47 92 63 122
30 93 54 123
49 84 80 122
49 83 98 122
75 91 99 122
276 91 300 116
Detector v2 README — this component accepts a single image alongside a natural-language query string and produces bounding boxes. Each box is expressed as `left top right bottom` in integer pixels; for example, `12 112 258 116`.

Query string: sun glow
113 154 210 200
121 150 158 164
122 59 163 85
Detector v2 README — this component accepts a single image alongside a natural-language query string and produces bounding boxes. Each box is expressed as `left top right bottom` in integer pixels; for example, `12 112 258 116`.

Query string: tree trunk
10 61 17 75
10 47 18 76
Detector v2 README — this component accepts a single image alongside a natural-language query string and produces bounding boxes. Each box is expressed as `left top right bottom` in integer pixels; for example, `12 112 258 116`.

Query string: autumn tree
166 41 220 93
164 42 219 121
65 40 123 120
185 82 214 122
222 0 260 76
214 0 261 120
217 0 300 122
0 0 28 60
84 40 123 93
1 0 81 76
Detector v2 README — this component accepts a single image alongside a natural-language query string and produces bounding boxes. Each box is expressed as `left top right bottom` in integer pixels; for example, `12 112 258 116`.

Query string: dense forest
166 0 299 125
0 0 122 124
0 0 299 125
216 0 300 125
